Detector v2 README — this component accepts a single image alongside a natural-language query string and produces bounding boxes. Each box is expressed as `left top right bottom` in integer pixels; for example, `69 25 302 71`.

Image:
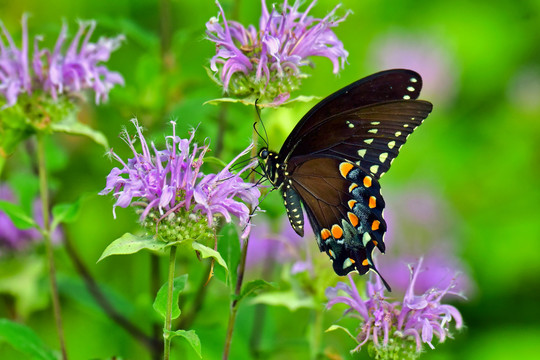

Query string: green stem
151 254 164 360
163 245 177 360
37 134 68 360
0 156 5 178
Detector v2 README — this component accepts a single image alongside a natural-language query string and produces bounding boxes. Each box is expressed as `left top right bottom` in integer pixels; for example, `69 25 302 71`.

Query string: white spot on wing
388 141 396 149
364 139 374 145
379 152 388 163
370 165 379 174
343 258 353 269
357 149 367 157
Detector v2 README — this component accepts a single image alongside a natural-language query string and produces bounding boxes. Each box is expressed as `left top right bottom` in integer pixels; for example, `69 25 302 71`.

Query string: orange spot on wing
349 258 356 264
362 259 369 266
348 212 359 227
372 220 380 231
339 162 354 178
363 176 372 188
331 224 343 239
321 228 331 241
348 200 357 209
349 183 359 193
369 196 377 208
373 240 378 247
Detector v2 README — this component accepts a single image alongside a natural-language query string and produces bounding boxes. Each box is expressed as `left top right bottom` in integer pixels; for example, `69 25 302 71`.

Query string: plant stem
36 134 68 360
163 245 177 360
222 111 260 360
151 254 164 360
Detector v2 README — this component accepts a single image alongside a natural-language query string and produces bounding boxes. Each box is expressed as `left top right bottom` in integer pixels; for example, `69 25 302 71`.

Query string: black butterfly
258 69 433 291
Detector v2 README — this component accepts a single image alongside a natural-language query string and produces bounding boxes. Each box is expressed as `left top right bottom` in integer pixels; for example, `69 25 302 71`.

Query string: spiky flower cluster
0 15 124 108
206 0 349 106
100 119 260 241
326 258 464 360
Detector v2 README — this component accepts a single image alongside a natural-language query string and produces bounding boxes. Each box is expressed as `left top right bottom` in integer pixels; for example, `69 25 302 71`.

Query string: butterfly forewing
280 69 425 158
286 100 433 178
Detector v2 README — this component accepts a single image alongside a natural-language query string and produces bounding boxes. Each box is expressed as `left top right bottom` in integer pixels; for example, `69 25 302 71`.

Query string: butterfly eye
259 148 269 159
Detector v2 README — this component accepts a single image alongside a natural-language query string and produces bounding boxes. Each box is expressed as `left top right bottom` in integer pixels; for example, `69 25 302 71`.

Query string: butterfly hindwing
286 156 387 276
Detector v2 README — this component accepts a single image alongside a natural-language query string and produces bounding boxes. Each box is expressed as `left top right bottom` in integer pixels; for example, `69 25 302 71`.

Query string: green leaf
166 329 202 358
97 233 166 262
235 279 274 304
50 120 109 149
0 319 57 360
325 324 358 342
204 95 319 108
250 290 316 311
202 156 228 168
192 242 228 274
153 274 188 320
0 200 38 230
214 224 240 285
0 256 48 318
51 196 83 230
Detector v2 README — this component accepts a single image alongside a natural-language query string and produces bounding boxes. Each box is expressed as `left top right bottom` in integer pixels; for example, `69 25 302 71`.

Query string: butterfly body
259 69 433 290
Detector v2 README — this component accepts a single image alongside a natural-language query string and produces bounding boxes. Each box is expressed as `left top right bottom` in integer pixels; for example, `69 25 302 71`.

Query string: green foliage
0 200 38 230
0 257 48 318
235 279 274 304
97 233 166 262
0 319 57 360
214 223 241 285
191 242 229 276
165 329 202 358
51 196 84 231
153 274 188 321
250 290 317 311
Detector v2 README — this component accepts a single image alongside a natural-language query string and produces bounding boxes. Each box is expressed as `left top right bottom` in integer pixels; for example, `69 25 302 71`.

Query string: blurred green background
1 0 540 359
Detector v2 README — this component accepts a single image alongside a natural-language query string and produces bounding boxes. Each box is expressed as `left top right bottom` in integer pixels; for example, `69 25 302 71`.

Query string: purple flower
100 119 260 239
0 16 124 107
0 184 63 254
246 216 313 273
206 0 349 106
326 258 464 357
0 15 32 107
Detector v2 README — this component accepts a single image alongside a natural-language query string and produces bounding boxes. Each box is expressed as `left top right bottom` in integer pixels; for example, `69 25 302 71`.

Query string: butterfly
258 69 433 291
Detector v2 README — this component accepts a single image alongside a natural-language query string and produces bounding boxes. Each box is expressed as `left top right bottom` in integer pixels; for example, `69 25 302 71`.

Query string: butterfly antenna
253 99 269 148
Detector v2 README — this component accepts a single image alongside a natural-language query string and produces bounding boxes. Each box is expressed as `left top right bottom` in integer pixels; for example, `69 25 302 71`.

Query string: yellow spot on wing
331 224 343 239
321 228 331 241
339 162 354 178
362 259 369 266
348 212 359 227
363 176 372 188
